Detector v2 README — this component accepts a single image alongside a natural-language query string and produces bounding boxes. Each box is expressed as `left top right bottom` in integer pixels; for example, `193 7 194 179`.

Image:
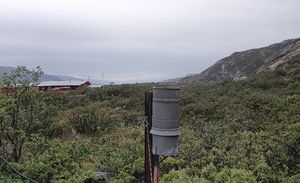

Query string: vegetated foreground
0 64 299 183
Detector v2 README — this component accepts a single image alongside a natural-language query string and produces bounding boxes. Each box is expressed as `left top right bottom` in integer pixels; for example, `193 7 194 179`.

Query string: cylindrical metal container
150 87 180 156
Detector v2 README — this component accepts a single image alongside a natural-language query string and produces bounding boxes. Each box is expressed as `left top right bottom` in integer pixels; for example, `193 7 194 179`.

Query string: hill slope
0 66 63 81
0 66 110 84
0 66 15 77
179 38 300 83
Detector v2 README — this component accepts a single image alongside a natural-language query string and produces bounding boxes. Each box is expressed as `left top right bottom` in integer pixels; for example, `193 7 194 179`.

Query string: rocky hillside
179 38 300 83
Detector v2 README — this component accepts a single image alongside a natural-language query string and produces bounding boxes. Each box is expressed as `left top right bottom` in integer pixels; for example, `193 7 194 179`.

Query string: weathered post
144 91 153 183
150 87 180 183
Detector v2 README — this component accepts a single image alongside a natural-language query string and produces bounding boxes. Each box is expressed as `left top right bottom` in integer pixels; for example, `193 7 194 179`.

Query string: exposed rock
177 38 300 83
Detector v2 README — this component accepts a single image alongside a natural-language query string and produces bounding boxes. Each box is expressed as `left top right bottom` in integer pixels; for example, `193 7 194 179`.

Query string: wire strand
0 155 38 183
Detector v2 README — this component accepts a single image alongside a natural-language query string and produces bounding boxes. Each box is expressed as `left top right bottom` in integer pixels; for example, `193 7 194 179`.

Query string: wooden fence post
144 92 153 183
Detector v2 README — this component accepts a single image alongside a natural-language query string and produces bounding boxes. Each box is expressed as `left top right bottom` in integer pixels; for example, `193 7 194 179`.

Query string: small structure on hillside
38 80 91 92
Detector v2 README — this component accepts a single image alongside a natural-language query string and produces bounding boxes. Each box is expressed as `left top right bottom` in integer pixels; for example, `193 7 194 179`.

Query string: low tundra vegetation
0 66 299 182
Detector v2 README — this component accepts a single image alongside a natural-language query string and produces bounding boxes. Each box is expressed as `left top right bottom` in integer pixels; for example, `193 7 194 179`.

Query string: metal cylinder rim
150 127 180 136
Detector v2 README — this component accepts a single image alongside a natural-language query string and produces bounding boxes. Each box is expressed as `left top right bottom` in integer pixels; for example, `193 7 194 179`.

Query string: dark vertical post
144 91 153 183
153 155 159 183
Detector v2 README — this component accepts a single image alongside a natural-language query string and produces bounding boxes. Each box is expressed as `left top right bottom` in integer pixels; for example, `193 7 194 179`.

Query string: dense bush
68 105 117 135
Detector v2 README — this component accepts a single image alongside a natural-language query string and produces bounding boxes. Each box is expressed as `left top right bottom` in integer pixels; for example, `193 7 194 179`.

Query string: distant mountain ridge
0 66 64 81
178 38 300 83
0 66 109 85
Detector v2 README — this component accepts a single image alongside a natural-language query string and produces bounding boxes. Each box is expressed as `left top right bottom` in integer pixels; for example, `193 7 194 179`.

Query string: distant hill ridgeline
0 66 75 82
176 37 300 83
0 66 110 85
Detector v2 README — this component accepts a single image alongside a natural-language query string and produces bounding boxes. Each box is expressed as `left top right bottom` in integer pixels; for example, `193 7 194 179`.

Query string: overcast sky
0 0 299 83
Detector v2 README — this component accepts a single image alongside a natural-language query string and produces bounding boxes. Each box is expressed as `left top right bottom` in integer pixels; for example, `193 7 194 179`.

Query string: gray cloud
0 0 299 82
